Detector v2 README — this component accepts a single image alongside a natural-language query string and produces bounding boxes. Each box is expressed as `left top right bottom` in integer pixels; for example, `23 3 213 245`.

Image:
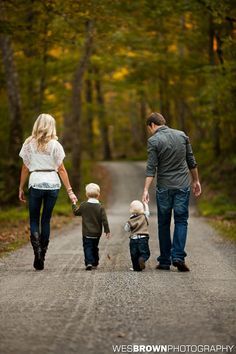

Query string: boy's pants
129 237 150 271
83 236 100 266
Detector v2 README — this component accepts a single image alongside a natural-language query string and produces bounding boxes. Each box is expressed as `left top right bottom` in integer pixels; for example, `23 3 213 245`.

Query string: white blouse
19 138 65 190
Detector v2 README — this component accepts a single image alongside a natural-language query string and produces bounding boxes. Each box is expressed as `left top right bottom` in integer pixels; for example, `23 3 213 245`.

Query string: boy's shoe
86 264 92 271
173 261 190 272
138 257 145 270
156 263 170 270
129 267 134 271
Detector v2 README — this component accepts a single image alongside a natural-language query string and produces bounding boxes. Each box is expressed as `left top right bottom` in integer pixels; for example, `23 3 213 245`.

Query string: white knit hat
130 200 144 214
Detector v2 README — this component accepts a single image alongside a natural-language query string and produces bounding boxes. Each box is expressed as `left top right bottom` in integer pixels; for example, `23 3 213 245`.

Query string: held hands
67 188 78 204
105 233 111 239
142 190 149 204
19 188 26 203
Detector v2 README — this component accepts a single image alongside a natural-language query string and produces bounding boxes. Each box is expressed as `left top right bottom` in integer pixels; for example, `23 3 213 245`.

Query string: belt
30 170 56 173
130 234 149 240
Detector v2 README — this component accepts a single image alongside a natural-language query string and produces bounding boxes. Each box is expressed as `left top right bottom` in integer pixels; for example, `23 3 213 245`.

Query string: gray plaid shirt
146 126 197 189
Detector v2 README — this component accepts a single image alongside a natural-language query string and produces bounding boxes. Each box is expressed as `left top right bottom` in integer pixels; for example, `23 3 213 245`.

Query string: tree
0 0 23 203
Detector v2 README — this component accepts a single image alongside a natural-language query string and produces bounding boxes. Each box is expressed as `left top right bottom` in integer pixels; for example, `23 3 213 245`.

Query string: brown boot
41 239 49 264
173 261 190 272
30 232 43 270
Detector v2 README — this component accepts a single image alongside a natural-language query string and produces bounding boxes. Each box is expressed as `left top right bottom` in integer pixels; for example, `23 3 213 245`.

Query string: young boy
72 183 110 270
124 200 150 271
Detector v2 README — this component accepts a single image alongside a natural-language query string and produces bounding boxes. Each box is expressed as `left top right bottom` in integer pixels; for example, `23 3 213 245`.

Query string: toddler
72 183 110 270
124 200 150 271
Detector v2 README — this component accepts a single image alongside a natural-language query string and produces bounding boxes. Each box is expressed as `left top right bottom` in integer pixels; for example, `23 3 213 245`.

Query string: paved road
0 162 235 354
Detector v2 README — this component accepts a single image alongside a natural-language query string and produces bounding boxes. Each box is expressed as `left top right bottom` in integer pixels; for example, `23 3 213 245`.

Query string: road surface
0 162 235 354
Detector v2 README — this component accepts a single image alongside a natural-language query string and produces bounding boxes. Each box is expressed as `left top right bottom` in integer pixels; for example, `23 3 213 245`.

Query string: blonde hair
130 200 144 214
86 183 100 198
28 113 58 150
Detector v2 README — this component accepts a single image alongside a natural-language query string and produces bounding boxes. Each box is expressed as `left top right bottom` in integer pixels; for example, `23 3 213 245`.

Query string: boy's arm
143 202 150 218
101 206 110 234
124 222 131 232
72 203 82 216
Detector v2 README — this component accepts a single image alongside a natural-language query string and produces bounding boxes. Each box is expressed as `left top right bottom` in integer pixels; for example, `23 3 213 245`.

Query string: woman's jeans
29 188 59 243
156 187 190 265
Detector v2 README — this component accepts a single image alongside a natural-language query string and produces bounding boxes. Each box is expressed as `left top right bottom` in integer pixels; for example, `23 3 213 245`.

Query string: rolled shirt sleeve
146 140 158 177
72 203 82 216
185 136 197 170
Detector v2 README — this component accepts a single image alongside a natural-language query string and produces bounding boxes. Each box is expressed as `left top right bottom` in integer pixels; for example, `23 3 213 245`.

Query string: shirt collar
130 213 142 218
87 198 100 204
154 125 168 134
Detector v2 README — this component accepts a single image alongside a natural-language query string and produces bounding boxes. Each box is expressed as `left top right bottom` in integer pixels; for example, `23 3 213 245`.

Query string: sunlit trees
0 0 235 203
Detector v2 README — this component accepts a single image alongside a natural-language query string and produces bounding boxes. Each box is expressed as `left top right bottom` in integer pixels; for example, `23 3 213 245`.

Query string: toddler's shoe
86 264 92 271
138 257 145 270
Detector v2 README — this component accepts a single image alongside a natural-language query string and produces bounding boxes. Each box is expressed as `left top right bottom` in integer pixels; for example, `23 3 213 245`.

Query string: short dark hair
146 112 166 126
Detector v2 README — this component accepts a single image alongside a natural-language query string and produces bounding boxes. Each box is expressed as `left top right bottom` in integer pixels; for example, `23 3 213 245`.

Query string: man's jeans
156 187 190 265
129 237 150 271
29 188 59 243
83 236 100 266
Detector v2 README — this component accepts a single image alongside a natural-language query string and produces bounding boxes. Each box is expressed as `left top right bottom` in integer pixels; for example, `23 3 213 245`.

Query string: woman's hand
67 189 78 204
19 188 26 203
19 164 29 203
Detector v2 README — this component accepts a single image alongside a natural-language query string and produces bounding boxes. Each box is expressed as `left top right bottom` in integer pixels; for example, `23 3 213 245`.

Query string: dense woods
0 0 235 207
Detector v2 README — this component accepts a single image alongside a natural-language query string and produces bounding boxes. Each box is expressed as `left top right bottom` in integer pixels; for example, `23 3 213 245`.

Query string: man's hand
105 233 111 239
19 188 26 203
192 181 201 197
142 190 149 204
190 168 201 197
142 177 154 204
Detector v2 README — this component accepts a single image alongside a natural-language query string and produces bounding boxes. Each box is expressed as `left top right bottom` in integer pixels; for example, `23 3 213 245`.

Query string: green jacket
72 201 110 237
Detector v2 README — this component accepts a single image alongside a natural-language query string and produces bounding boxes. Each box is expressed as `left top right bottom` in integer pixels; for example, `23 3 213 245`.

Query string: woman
19 113 77 270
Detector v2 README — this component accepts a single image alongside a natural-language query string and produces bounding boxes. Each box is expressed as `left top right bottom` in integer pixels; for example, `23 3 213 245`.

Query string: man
142 112 201 271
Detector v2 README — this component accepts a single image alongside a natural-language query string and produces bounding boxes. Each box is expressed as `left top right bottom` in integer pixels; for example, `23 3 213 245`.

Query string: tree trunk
139 91 148 145
70 20 93 194
94 67 112 160
85 67 94 159
159 74 172 125
0 32 23 203
158 22 172 126
37 22 48 113
23 0 48 115
209 14 221 157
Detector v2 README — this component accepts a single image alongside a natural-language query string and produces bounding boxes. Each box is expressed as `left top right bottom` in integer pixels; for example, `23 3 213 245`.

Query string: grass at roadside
197 156 236 242
197 193 236 242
